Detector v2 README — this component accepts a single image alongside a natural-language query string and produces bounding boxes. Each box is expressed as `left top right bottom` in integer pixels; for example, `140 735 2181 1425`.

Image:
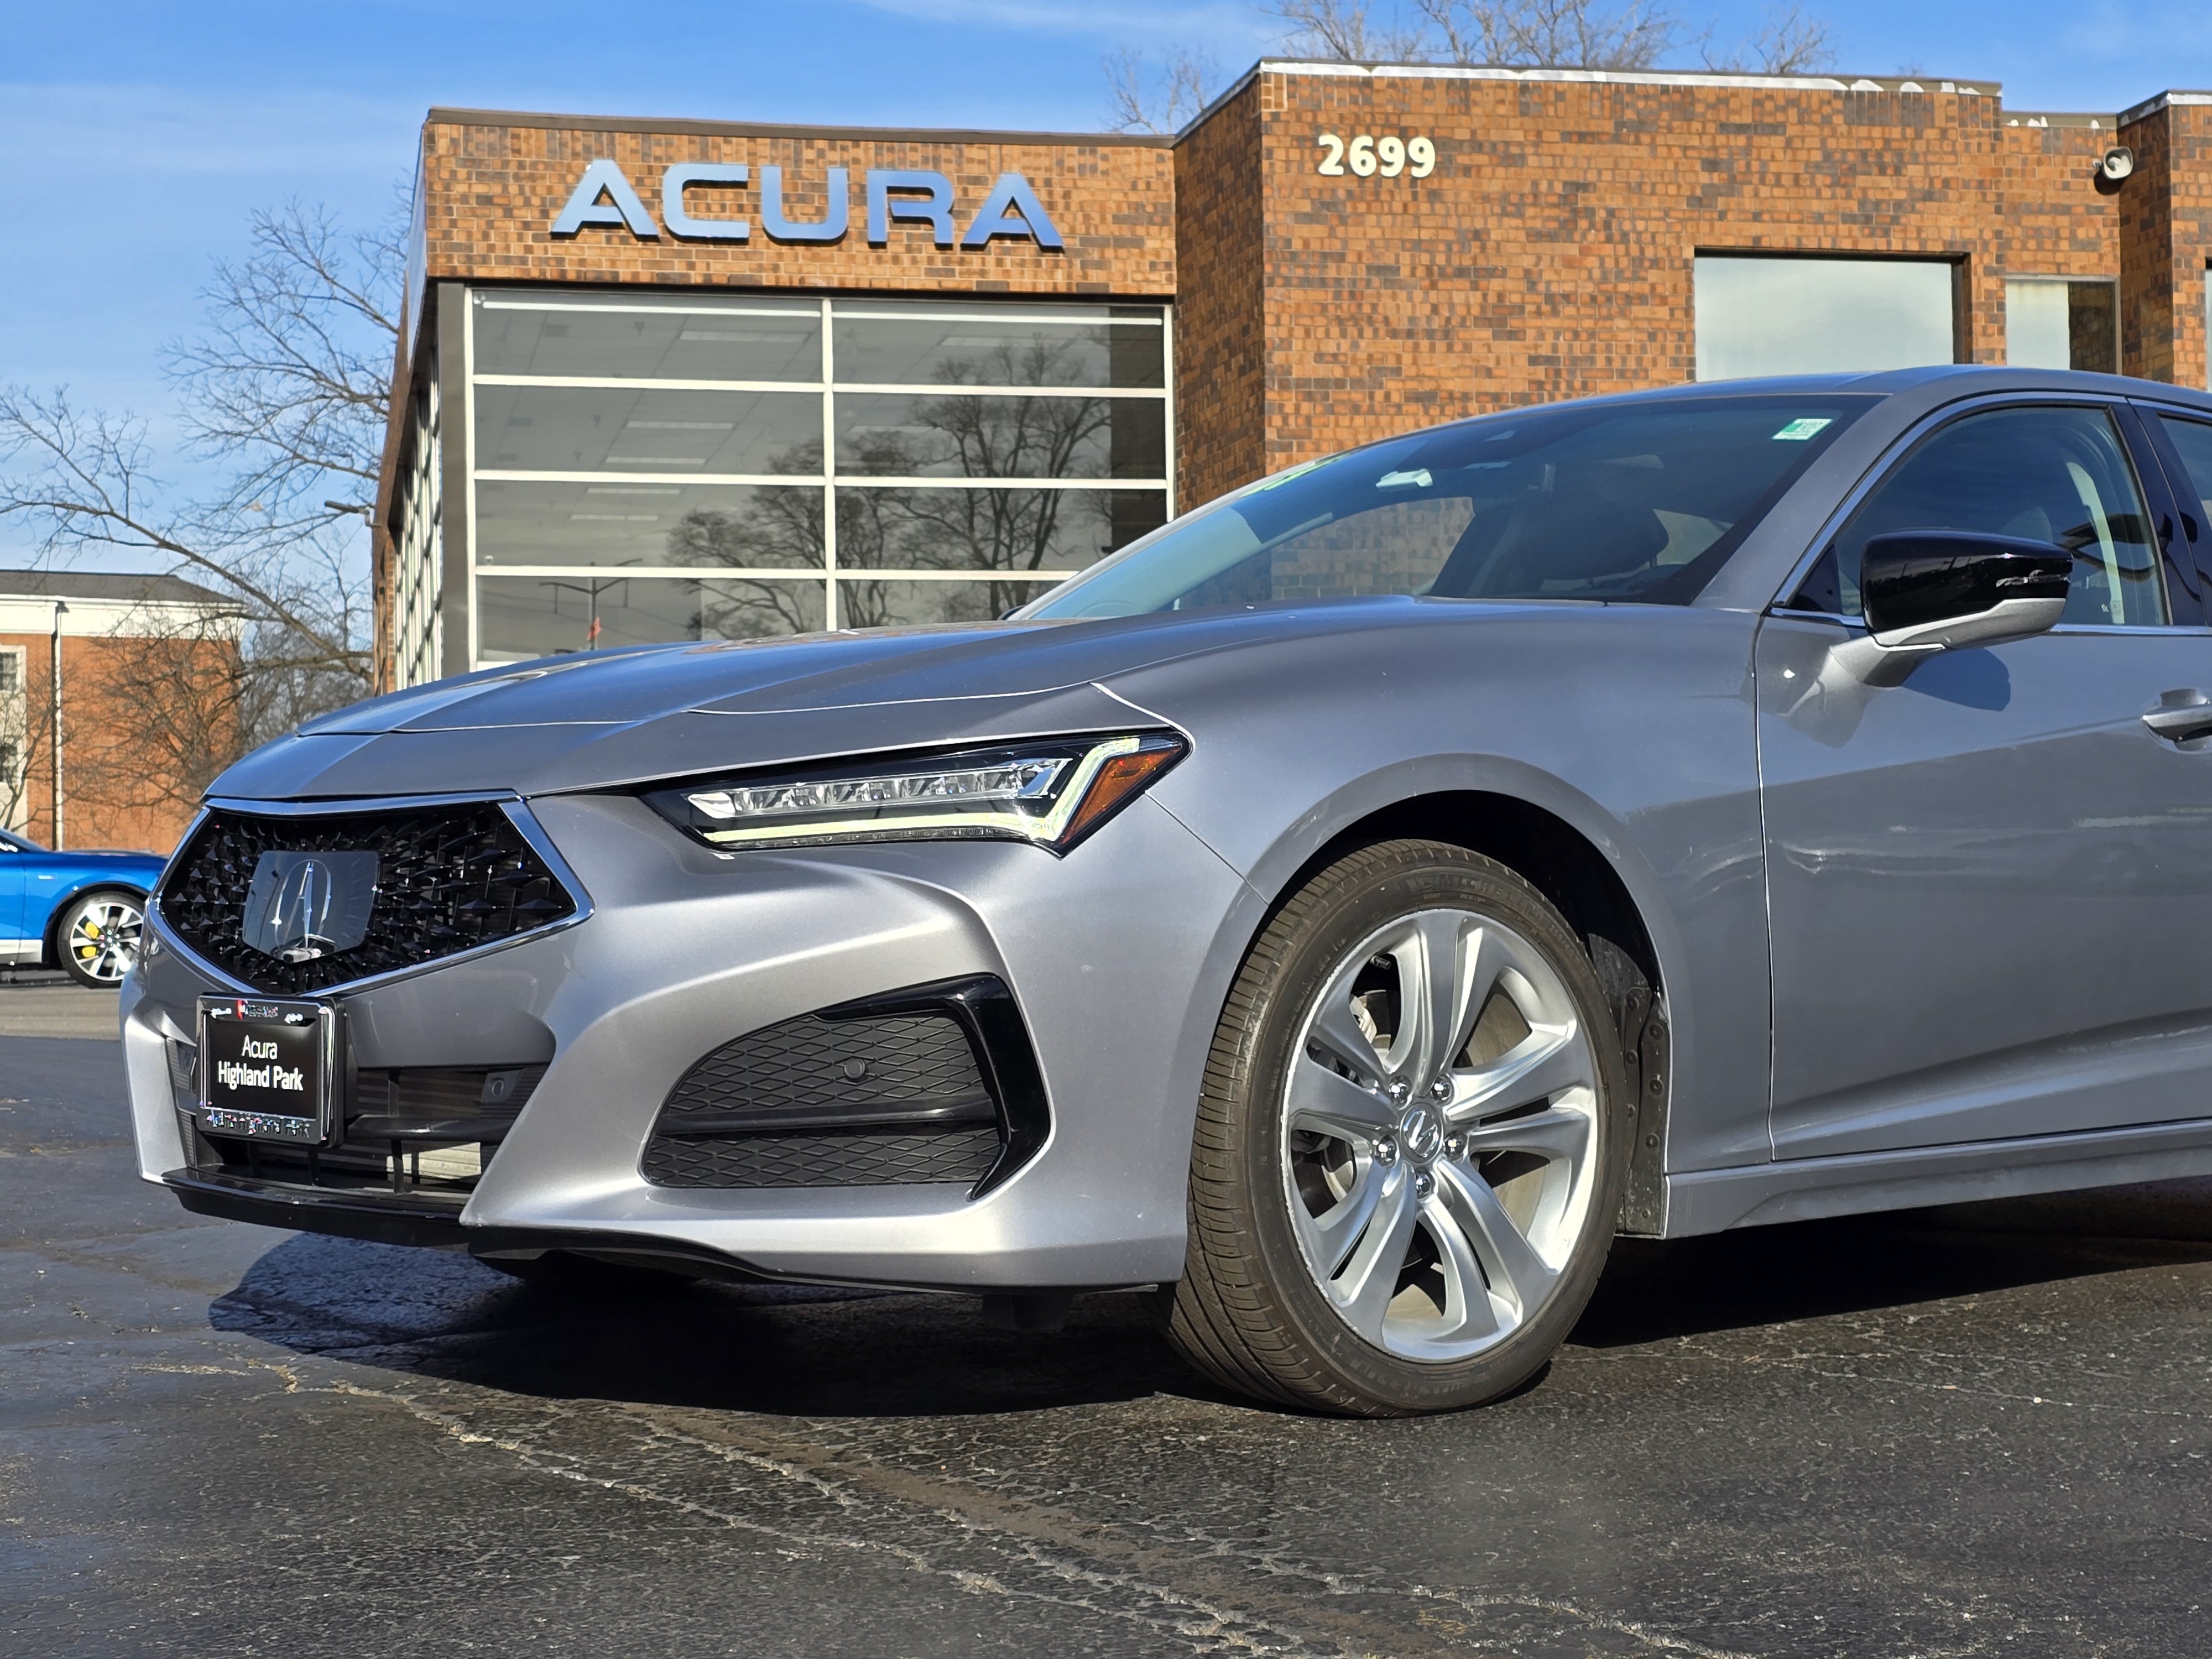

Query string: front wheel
1159 840 1629 1416
56 889 145 988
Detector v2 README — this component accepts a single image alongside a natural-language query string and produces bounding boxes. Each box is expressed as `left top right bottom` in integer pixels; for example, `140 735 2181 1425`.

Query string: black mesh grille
643 1125 1004 1188
159 804 577 995
645 1006 1005 1189
660 1013 988 1126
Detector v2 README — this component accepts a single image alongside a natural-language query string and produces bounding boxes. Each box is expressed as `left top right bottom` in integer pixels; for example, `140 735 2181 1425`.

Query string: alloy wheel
1280 906 1601 1363
64 894 144 987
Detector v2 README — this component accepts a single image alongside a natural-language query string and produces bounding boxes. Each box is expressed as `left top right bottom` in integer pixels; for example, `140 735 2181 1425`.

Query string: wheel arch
1277 791 1661 994
1228 778 1680 1234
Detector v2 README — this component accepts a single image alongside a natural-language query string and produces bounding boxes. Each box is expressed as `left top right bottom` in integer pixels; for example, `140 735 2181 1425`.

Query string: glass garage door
464 290 1172 665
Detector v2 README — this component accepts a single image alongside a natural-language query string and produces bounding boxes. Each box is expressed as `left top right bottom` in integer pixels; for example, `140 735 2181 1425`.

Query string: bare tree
0 195 401 782
166 203 401 522
1413 0 1683 69
1233 0 1833 74
0 390 373 745
1707 2 1834 73
1265 0 1433 60
65 609 250 824
1103 46 1222 133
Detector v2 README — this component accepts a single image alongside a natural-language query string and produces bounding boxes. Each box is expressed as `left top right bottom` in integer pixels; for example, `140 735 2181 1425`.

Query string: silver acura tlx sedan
126 367 2212 1415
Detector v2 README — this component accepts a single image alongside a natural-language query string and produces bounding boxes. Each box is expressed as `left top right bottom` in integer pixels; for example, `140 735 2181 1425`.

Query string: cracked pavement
6 1027 2212 1657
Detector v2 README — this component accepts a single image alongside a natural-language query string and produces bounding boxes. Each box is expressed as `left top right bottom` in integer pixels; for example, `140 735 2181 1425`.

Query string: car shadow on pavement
208 1233 1223 1417
208 1181 2212 1415
1573 1196 2212 1349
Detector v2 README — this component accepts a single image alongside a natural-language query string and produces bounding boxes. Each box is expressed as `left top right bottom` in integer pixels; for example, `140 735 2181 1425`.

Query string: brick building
0 571 240 854
374 61 2212 686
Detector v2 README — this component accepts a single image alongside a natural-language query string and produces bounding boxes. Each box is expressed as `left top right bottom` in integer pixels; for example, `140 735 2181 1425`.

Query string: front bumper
125 789 1254 1290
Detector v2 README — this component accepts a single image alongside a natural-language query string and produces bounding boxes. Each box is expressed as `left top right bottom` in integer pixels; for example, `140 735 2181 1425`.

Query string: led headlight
644 733 1188 854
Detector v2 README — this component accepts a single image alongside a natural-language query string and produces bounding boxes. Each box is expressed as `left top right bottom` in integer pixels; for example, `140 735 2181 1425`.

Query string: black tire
483 1251 700 1292
54 888 146 989
1158 839 1630 1416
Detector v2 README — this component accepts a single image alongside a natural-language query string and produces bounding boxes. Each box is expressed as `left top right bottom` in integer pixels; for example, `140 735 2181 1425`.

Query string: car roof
1300 370 2211 477
1282 367 2212 492
1509 364 2212 412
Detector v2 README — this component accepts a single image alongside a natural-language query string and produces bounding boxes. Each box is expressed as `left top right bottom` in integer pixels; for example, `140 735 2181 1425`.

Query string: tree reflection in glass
658 339 1160 635
662 442 827 638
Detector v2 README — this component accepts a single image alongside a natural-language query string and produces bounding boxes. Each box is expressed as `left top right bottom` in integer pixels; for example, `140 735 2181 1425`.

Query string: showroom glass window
2004 278 2119 373
1792 405 2167 627
1693 255 1957 381
463 291 1172 665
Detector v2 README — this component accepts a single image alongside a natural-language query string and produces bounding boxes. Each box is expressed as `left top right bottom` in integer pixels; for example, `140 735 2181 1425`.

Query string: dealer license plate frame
195 995 342 1147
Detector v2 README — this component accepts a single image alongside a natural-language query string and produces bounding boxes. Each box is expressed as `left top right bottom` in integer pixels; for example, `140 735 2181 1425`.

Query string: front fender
1107 602 1774 1178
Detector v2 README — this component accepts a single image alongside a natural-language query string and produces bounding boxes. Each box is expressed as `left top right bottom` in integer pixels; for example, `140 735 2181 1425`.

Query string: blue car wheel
56 888 145 989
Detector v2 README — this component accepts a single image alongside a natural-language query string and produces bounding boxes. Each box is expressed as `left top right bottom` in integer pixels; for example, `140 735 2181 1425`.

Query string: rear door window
2158 415 2212 526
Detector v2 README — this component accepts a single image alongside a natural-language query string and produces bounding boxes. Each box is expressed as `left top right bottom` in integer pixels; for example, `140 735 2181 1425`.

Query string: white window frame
460 290 1175 668
0 645 26 834
390 374 444 690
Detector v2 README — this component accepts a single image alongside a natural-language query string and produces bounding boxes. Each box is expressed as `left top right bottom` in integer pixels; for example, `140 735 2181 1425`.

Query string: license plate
195 997 341 1146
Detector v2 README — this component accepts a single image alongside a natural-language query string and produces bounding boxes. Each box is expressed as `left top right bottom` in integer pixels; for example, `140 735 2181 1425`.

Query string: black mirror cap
1861 531 2073 637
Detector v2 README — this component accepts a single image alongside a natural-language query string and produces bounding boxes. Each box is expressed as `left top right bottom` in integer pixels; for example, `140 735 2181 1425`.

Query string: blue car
0 828 166 988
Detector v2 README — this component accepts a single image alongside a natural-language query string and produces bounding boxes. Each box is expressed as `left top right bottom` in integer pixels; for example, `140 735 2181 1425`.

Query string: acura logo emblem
1397 1104 1444 1164
242 849 381 964
264 859 336 962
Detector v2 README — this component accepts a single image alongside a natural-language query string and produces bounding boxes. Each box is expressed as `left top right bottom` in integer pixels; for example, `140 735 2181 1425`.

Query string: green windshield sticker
1771 417 1834 442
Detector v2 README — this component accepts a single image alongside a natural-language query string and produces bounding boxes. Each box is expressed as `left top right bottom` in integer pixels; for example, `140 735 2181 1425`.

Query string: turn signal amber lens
1062 741 1185 847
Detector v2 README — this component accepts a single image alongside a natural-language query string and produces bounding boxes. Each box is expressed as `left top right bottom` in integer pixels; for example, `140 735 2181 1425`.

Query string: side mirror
1861 530 2072 652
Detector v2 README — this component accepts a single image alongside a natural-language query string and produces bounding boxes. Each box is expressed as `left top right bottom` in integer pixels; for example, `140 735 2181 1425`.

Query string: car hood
209 602 1487 802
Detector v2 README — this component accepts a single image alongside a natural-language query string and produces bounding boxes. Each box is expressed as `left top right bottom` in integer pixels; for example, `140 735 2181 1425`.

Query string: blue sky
5 0 2210 566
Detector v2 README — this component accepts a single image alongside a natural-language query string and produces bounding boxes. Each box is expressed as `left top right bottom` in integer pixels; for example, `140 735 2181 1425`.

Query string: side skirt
1665 1116 2212 1237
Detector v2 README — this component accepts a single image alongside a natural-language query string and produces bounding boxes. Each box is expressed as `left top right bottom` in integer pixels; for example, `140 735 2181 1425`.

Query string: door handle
2143 691 2212 746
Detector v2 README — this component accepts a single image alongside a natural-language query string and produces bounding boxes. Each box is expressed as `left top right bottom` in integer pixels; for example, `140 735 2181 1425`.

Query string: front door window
1793 404 2167 628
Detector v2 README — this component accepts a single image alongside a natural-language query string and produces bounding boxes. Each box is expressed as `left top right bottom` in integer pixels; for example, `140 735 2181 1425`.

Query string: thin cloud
0 82 411 178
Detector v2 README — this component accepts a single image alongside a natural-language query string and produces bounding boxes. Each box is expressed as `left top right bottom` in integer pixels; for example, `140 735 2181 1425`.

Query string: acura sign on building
551 158 1065 249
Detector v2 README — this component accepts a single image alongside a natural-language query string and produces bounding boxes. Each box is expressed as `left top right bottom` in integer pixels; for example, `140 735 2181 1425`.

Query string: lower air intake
640 976 1048 1197
643 1125 1006 1189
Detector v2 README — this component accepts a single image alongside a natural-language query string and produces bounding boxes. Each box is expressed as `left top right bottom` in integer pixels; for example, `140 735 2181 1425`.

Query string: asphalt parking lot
6 985 2211 1658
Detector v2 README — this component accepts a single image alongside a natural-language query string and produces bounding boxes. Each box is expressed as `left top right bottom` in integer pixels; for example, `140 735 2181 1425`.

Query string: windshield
1025 394 1874 619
